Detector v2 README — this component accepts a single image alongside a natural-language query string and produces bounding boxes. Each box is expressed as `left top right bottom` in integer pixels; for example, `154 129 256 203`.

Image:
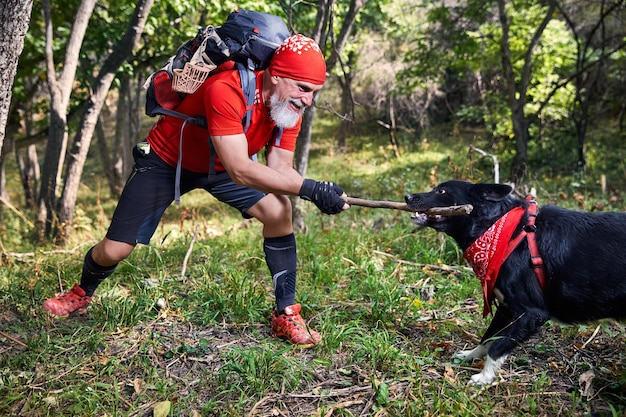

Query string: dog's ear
473 183 513 201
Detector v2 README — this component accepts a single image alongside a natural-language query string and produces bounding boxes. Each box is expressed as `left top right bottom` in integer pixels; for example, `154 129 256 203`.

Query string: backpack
144 9 290 129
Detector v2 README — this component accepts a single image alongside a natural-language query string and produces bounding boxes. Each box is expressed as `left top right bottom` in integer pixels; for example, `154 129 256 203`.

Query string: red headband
268 34 326 85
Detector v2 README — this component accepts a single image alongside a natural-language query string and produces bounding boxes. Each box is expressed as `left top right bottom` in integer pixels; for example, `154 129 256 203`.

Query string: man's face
269 77 324 128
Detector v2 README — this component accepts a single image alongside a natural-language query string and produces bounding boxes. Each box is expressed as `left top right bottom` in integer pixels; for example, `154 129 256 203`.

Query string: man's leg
246 194 321 347
44 145 176 317
208 175 320 347
263 233 297 313
43 239 133 317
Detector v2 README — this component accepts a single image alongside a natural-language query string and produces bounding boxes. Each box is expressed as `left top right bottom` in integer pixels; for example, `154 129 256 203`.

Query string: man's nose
300 91 314 107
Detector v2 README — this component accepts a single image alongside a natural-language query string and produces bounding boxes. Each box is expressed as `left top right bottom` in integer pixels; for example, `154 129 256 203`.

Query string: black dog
405 180 626 385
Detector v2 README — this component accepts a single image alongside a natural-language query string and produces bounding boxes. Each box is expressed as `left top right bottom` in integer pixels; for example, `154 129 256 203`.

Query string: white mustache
289 99 304 109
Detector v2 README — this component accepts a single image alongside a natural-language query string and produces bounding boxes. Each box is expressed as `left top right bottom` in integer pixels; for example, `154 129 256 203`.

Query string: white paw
468 370 496 386
455 344 487 362
466 354 507 386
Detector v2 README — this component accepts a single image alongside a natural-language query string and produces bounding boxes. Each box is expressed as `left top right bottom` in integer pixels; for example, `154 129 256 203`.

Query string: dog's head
405 181 517 248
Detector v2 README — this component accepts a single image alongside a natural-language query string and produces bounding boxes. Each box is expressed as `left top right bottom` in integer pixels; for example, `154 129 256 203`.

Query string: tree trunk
38 0 97 241
95 117 119 198
0 0 33 218
496 0 554 184
113 74 136 195
56 0 154 243
0 0 33 157
292 0 368 228
16 144 40 208
387 94 401 159
337 51 356 150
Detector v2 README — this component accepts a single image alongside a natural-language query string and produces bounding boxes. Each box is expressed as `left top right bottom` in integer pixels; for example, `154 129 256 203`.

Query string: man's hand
299 179 349 215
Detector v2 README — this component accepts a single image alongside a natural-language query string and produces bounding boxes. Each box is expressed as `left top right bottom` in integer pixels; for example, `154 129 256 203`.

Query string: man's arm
210 133 303 195
211 133 349 214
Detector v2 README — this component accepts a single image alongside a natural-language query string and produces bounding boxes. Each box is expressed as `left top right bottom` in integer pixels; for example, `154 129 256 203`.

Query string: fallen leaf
444 366 456 383
133 378 145 395
578 370 595 398
153 400 171 417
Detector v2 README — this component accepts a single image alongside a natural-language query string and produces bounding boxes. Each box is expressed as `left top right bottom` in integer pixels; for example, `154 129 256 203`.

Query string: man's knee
251 194 292 225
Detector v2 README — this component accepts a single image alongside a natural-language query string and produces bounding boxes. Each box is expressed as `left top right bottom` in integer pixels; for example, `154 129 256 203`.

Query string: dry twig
0 330 27 348
341 194 472 216
180 225 199 279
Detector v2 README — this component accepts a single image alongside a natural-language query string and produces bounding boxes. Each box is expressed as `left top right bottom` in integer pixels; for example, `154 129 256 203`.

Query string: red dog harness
463 196 546 317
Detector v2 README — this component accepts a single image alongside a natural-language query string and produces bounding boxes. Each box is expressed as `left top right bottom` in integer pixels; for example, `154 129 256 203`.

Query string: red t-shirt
146 62 301 173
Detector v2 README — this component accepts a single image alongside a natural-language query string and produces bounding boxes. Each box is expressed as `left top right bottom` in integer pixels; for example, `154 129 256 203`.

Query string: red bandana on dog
463 207 526 317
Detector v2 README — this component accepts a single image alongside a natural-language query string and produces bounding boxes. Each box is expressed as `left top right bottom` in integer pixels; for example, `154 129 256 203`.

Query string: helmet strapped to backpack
144 10 290 122
217 10 289 71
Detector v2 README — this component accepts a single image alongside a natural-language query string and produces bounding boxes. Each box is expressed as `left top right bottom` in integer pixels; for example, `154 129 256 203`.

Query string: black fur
405 180 626 384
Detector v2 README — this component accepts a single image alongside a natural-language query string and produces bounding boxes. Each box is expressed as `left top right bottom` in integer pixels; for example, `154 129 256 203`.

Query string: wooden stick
0 330 27 348
341 195 473 216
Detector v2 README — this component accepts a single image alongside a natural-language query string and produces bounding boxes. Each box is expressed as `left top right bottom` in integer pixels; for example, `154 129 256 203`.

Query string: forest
1 0 624 242
1 0 626 416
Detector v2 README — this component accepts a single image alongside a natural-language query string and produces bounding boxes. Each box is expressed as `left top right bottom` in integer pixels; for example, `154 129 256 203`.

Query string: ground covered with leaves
2 228 626 416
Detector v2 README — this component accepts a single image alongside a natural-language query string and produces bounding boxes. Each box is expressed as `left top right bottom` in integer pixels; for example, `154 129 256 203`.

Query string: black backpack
144 10 290 129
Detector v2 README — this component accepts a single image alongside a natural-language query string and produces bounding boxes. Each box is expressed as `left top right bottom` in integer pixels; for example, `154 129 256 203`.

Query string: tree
496 0 557 182
0 0 34 156
288 0 370 228
56 0 154 242
36 0 154 243
555 0 626 168
401 0 626 183
38 0 98 240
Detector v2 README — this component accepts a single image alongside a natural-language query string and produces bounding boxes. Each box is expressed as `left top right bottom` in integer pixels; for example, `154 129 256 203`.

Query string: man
43 34 349 348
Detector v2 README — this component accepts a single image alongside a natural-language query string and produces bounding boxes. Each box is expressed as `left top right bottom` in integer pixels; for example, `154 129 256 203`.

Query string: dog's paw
466 354 507 386
468 371 497 386
455 345 487 362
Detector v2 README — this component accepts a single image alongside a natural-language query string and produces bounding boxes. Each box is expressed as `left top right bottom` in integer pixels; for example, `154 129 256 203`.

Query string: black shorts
105 143 265 245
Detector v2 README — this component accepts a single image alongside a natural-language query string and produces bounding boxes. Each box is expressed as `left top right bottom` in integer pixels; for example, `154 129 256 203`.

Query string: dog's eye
437 189 446 194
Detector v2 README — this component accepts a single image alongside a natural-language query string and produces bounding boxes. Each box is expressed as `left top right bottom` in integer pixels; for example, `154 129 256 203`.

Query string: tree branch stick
341 195 472 216
180 226 199 280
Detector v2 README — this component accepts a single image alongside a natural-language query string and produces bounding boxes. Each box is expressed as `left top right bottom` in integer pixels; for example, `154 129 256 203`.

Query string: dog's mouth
410 212 446 227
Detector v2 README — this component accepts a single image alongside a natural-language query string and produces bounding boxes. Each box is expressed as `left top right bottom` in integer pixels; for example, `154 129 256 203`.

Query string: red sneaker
271 304 321 348
43 284 92 317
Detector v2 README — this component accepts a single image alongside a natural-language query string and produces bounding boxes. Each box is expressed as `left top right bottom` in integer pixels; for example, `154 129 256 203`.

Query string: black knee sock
80 247 118 296
263 234 297 314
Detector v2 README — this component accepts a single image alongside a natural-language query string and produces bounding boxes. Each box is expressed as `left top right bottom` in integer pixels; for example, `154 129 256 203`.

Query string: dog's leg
476 306 547 385
455 305 512 365
458 302 547 385
456 342 489 362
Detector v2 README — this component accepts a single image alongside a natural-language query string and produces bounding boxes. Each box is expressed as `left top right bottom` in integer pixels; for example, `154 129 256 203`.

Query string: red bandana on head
268 34 326 85
463 207 525 317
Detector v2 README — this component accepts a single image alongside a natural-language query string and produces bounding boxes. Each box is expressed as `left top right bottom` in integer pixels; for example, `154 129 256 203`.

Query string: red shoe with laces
271 303 321 348
43 284 92 317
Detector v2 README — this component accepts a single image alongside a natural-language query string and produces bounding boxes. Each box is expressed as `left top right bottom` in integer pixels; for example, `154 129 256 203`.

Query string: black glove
299 179 346 215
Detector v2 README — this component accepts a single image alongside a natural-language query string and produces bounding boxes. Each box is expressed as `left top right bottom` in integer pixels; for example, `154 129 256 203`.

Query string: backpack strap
237 61 256 132
151 106 208 129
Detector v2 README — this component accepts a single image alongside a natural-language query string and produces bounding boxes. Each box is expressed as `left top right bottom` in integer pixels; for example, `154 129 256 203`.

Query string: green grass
1 123 626 416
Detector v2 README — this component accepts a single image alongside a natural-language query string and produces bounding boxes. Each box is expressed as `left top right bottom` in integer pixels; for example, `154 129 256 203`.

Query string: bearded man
43 34 349 348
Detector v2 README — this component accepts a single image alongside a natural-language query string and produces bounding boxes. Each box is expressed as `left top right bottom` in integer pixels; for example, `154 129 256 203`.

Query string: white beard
269 93 304 129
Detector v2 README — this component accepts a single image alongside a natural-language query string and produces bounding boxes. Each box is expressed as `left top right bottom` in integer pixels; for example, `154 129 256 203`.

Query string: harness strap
504 196 547 291
153 106 208 129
